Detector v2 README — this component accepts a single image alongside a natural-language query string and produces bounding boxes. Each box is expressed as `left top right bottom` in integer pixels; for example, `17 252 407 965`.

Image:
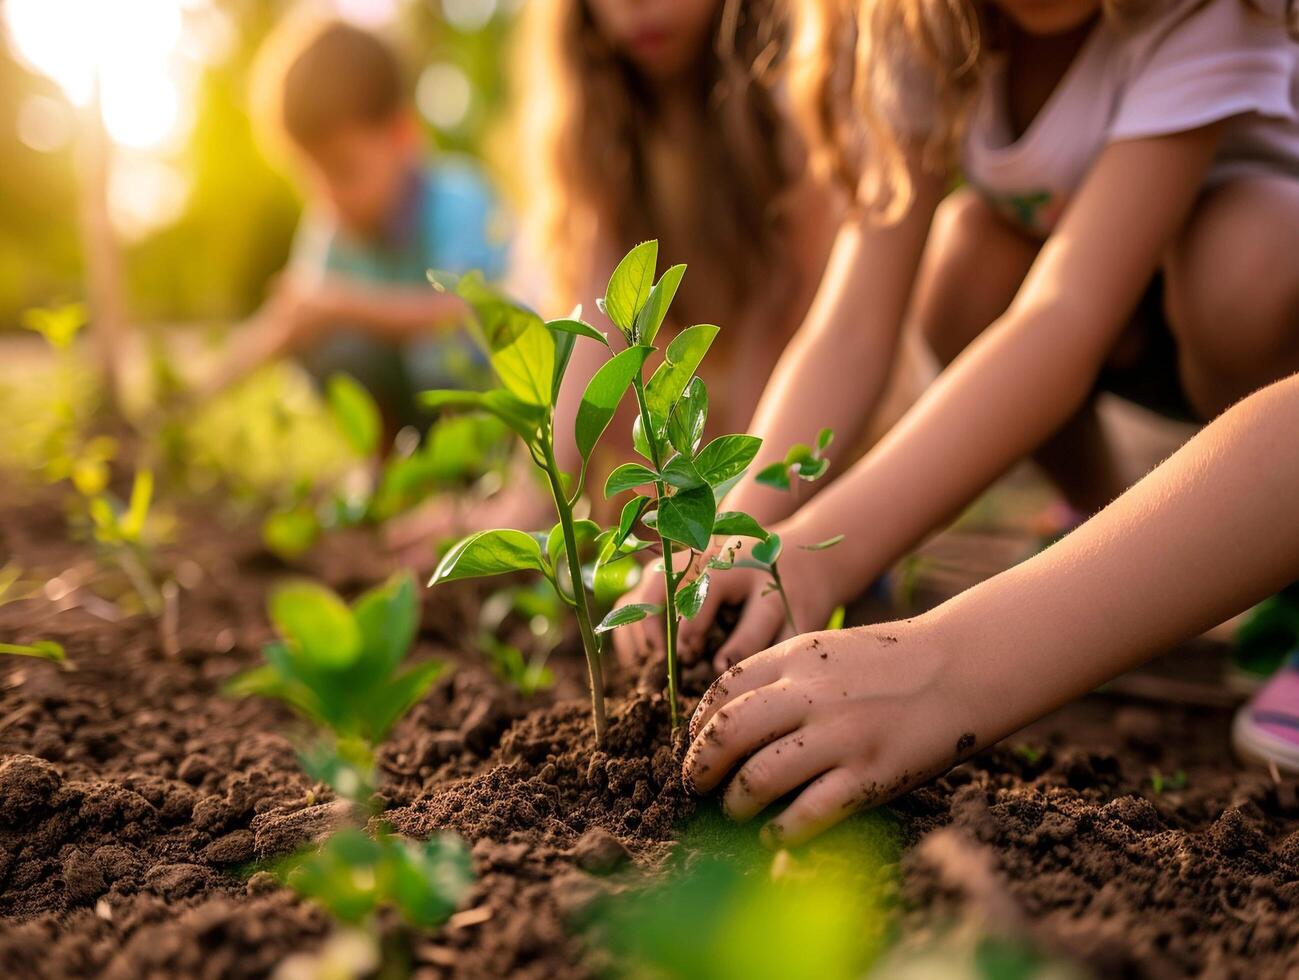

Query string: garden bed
1 484 1298 979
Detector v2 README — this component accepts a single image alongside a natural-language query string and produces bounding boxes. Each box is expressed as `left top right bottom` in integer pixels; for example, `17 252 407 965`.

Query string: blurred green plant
226 571 446 793
587 805 899 980
477 581 562 697
0 639 67 665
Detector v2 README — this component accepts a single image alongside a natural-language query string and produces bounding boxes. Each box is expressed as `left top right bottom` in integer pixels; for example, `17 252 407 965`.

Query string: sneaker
1232 651 1299 775
1228 583 1299 693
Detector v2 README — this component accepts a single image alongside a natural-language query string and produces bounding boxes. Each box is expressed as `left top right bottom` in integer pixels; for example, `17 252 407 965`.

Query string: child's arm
684 371 1299 845
680 125 1226 663
199 273 469 397
724 166 946 526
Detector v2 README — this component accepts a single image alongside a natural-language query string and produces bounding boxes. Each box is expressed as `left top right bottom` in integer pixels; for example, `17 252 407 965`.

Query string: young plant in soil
588 242 778 729
0 640 68 666
261 371 508 561
227 571 446 793
422 269 664 744
709 429 844 634
477 582 562 697
227 572 471 943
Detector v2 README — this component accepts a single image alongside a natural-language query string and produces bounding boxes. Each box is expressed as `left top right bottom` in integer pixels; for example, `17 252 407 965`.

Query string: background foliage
0 0 518 330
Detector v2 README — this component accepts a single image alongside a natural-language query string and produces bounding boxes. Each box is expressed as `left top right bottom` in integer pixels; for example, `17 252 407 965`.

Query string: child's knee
1166 179 1299 386
917 190 1035 363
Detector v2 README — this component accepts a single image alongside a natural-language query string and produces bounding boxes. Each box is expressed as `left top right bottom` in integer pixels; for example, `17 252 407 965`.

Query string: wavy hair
790 0 1297 222
512 0 798 323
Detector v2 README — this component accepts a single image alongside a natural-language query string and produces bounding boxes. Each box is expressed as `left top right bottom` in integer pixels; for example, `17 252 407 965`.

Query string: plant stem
540 442 608 744
769 561 798 635
629 375 682 729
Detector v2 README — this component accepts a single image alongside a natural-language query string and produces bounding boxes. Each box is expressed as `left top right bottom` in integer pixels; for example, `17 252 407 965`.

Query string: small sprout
226 571 445 794
21 302 86 350
1149 769 1188 794
825 606 846 631
0 640 69 667
1013 743 1042 765
478 584 561 697
281 827 473 930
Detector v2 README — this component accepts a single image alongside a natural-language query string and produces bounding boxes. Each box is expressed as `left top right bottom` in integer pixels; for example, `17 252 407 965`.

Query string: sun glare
3 0 190 150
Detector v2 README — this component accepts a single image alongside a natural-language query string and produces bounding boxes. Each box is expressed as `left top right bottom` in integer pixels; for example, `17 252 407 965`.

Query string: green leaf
367 660 449 742
794 457 830 481
547 317 611 348
603 241 658 337
694 435 762 488
661 455 705 490
605 462 659 497
430 529 550 586
595 602 662 634
634 263 686 347
353 573 418 678
801 534 845 551
388 834 475 928
711 511 768 540
262 507 319 560
667 377 708 457
551 328 577 404
677 573 710 620
750 533 783 567
645 324 720 418
825 606 846 630
817 428 835 452
327 374 382 456
575 346 652 465
613 496 651 552
632 412 656 461
755 461 791 492
455 273 555 405
120 469 154 543
657 484 716 552
421 389 546 444
0 640 66 662
593 553 643 606
270 582 362 670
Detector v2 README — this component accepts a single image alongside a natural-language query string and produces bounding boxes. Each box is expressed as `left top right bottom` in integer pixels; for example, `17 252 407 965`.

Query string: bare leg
1164 176 1299 419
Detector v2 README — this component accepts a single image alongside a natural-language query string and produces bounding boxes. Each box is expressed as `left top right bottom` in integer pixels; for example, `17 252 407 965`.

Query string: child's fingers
713 592 786 673
683 684 804 794
721 729 840 823
759 766 867 848
687 653 783 742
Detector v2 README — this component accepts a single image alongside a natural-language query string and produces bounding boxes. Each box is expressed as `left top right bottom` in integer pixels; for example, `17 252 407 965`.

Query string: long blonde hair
512 0 798 323
791 0 1296 221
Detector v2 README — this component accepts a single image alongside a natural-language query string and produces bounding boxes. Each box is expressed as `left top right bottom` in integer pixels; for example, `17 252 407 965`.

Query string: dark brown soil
2 481 1298 979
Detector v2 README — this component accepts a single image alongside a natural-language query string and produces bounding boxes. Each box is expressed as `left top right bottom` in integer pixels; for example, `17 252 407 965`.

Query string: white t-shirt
963 0 1299 236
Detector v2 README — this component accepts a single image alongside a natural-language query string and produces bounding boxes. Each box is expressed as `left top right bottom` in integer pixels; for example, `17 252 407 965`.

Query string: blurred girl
388 0 846 559
618 0 1299 796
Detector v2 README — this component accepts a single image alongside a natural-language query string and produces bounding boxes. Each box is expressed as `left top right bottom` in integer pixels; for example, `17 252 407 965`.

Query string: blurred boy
208 17 507 433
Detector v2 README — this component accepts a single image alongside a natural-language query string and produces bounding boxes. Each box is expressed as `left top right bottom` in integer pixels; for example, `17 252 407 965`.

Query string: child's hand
680 528 847 671
683 619 972 846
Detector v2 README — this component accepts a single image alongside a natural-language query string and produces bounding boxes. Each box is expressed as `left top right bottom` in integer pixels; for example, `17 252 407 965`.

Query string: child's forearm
322 284 469 342
780 132 1224 604
931 374 1299 744
724 176 943 525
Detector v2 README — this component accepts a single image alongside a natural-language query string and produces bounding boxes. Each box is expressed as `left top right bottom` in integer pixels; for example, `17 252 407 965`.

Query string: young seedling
0 640 68 666
1149 768 1189 794
586 242 774 729
477 583 561 697
422 272 660 744
228 572 471 956
710 430 843 635
227 571 446 797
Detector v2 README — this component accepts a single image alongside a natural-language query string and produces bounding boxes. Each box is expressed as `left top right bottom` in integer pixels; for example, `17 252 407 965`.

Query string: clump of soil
2 479 1299 979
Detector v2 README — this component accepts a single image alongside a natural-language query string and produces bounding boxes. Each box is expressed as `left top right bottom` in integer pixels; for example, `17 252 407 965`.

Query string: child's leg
915 189 1127 514
1164 175 1299 419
